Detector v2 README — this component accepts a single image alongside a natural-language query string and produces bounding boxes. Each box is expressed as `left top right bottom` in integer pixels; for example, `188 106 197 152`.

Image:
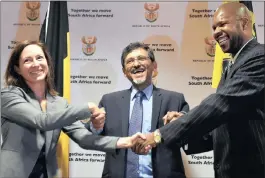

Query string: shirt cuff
89 122 104 134
180 111 187 114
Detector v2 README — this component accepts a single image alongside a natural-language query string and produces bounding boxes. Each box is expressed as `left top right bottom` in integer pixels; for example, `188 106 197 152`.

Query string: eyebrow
212 19 229 29
22 54 44 59
127 55 147 59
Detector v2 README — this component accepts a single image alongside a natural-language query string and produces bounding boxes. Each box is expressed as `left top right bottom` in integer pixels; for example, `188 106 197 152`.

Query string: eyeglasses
125 56 149 66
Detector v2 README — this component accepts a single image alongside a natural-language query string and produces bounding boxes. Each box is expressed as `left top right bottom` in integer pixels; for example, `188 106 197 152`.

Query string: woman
1 40 146 178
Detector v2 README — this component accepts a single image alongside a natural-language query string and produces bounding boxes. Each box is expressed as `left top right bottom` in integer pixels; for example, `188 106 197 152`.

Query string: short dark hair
4 40 58 96
121 42 155 68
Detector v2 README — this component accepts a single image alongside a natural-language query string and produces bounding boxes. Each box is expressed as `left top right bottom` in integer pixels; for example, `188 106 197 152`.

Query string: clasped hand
86 106 185 154
87 102 106 130
116 132 154 154
129 111 185 154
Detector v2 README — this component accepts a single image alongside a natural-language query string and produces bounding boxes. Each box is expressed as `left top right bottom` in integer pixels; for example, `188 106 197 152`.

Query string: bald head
215 2 253 33
217 2 252 23
212 2 254 55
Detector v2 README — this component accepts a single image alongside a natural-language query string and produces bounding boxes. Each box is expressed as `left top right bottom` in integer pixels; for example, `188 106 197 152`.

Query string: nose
132 59 141 66
31 58 40 67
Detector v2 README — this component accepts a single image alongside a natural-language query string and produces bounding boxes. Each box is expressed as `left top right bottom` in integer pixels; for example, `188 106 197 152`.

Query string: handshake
118 111 185 154
86 103 185 153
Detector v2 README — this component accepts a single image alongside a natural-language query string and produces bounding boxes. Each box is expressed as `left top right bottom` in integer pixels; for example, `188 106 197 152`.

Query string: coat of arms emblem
81 36 97 56
144 3 159 22
25 2 41 21
204 36 216 57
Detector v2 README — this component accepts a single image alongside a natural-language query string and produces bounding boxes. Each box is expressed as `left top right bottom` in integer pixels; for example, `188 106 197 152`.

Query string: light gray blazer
0 86 119 178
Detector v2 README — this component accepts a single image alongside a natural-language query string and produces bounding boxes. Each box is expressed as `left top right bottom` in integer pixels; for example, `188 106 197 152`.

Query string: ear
14 66 21 75
153 61 158 70
241 17 250 30
122 67 127 77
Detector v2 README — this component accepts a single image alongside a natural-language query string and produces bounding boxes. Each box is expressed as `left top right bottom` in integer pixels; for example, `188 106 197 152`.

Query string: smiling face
123 48 157 89
15 44 49 86
212 8 244 55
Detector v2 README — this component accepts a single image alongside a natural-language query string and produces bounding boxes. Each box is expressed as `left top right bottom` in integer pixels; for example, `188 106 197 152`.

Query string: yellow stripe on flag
250 12 256 37
63 33 71 101
57 32 71 178
211 1 234 88
211 0 256 88
212 44 231 88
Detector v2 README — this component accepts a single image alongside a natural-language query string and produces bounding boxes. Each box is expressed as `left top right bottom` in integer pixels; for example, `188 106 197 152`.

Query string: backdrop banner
1 1 264 178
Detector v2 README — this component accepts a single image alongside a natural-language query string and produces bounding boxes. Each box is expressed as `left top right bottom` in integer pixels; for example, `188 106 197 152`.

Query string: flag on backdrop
211 1 257 88
39 1 71 177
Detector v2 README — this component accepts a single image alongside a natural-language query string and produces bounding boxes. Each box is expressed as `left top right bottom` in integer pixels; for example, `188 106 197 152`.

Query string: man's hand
90 107 105 130
131 132 156 154
163 111 185 125
88 102 97 113
116 132 151 154
87 102 106 130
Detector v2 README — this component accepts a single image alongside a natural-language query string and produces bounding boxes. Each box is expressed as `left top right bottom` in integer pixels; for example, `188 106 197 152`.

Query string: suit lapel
226 39 259 79
120 87 162 134
218 39 259 89
45 93 56 154
151 87 162 131
121 89 131 137
218 70 227 88
28 92 42 110
28 92 46 148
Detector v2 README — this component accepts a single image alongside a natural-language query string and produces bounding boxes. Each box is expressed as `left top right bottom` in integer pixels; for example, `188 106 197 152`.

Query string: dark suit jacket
99 87 189 178
159 39 265 178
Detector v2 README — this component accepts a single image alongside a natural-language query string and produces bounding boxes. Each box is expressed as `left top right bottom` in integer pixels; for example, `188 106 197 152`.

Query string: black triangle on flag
39 1 69 96
39 2 70 178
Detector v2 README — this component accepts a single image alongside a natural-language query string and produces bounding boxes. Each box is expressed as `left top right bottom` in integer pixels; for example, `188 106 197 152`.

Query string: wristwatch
154 129 162 144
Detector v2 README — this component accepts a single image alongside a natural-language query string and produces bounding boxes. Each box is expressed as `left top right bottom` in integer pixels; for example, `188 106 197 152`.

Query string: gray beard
133 78 146 85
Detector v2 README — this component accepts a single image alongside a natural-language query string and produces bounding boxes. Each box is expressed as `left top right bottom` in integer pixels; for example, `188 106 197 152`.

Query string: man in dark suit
89 42 189 178
133 2 264 178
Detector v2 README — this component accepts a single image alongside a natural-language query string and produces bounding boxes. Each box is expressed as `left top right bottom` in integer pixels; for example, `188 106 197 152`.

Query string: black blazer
99 87 189 178
159 39 265 178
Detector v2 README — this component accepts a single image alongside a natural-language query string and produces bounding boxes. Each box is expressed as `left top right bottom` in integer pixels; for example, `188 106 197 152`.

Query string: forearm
159 93 235 147
64 122 118 153
1 87 95 131
3 103 91 131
